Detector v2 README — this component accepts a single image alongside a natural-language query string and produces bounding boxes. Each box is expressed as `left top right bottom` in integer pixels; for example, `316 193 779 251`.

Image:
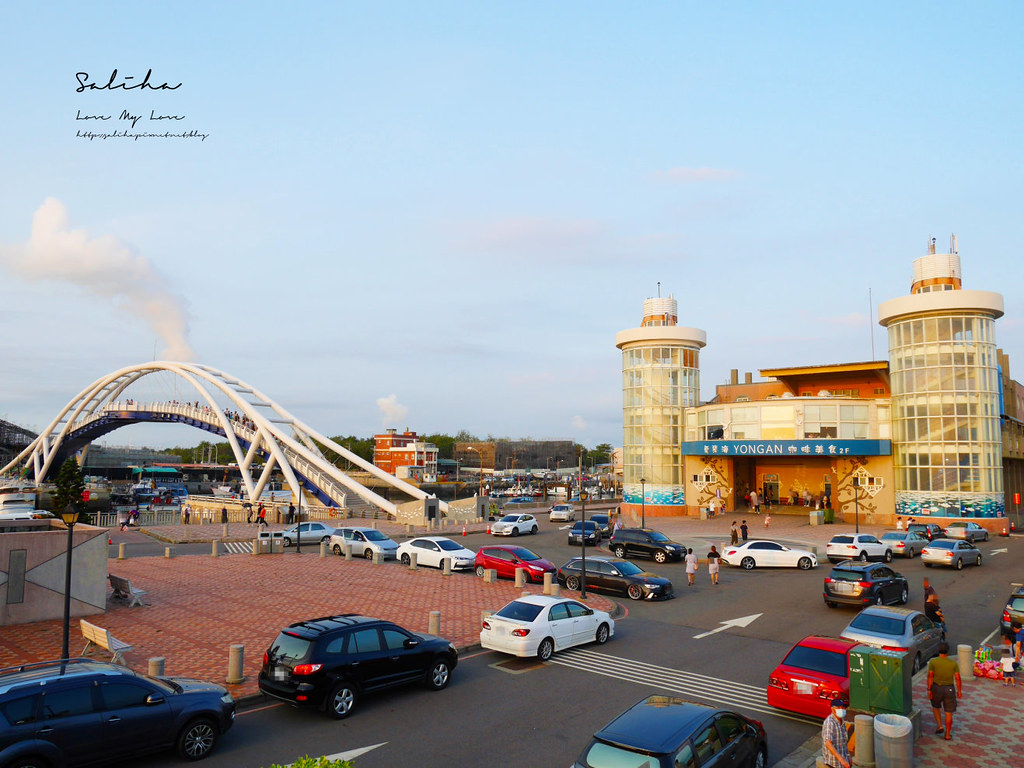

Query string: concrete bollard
406 524 413 534
428 610 441 636
409 552 418 570
543 572 553 595
164 546 174 558
483 568 497 583
252 539 259 555
442 557 452 576
118 543 126 561
320 541 328 558
371 520 377 530
148 657 166 676
514 568 526 588
344 543 353 561
853 714 874 768
550 583 561 597
372 550 383 565
222 523 228 538
225 644 245 684
957 643 973 681
212 541 219 557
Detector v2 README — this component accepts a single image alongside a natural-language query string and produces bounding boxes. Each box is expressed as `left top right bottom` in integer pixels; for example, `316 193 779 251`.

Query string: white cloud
376 394 408 426
571 415 588 430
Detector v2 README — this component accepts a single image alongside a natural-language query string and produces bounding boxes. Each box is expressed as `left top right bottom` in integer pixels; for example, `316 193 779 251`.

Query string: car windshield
500 515 519 522
782 645 847 678
1009 597 1024 612
947 522 966 528
830 569 863 582
881 533 904 541
849 613 906 636
591 515 608 523
580 741 659 768
908 525 929 532
649 532 671 542
831 536 854 544
575 522 598 530
495 601 544 622
269 631 311 662
511 548 539 561
928 540 955 549
616 561 644 576
437 540 464 551
364 530 390 542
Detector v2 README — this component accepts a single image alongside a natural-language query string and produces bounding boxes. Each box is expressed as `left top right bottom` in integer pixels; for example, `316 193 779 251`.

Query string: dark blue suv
0 658 235 766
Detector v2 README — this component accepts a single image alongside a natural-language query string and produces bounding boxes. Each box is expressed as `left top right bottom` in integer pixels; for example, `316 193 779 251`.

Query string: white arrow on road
990 548 1007 556
693 613 762 639
322 743 387 761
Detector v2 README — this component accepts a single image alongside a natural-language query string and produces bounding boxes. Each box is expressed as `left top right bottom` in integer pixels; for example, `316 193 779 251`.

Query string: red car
474 545 556 583
767 635 858 718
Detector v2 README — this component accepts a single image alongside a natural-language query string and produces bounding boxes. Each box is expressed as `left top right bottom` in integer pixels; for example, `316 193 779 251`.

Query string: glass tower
616 296 706 515
878 237 1005 517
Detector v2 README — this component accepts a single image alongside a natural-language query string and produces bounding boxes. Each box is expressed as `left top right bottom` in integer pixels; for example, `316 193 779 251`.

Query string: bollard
853 714 874 768
252 538 259 556
481 609 493 626
225 644 245 684
320 541 328 558
483 568 497 583
514 568 526 588
442 557 452 576
406 524 413 534
118 543 126 561
371 520 377 530
409 552 418 570
372 550 383 565
957 643 973 681
344 543 353 561
212 541 219 557
222 523 228 538
148 657 166 677
164 546 174 558
550 583 560 597
543 572 553 595
428 610 441 636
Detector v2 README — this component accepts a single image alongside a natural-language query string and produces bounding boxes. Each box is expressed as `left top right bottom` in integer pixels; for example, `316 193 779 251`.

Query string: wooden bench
80 619 133 664
108 574 147 607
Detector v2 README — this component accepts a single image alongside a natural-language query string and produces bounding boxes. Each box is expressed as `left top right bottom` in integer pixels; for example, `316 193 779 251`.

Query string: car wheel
531 525 538 534
912 653 922 674
627 584 644 600
874 594 884 606
797 557 813 570
177 717 218 760
537 638 554 661
977 554 983 566
282 537 292 547
900 586 909 604
596 623 610 644
325 681 357 719
825 600 836 609
401 553 411 566
883 550 893 563
321 535 331 543
752 746 768 768
741 556 755 570
363 549 375 560
566 575 581 591
475 565 486 578
511 528 519 537
955 558 963 571
332 544 343 556
612 545 626 558
924 563 933 568
653 549 667 564
425 658 451 690
858 550 869 562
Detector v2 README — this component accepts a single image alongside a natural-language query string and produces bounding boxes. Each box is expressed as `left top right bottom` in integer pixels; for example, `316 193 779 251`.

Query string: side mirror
145 694 165 705
404 638 420 649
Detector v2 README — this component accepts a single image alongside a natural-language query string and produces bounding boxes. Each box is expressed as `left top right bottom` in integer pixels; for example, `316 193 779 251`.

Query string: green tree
53 457 89 523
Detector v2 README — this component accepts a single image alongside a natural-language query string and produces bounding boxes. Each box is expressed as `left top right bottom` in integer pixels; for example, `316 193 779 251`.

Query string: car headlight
220 693 234 705
644 582 660 589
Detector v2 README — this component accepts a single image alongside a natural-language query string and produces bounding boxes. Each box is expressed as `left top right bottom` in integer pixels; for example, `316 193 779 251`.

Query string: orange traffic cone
486 523 491 534
462 525 467 537
108 536 113 545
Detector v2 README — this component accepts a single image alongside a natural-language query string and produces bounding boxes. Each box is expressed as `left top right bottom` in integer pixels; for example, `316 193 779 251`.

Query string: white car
490 513 539 536
281 521 339 547
396 536 476 570
480 595 614 660
548 504 575 522
721 540 817 570
826 533 892 563
329 526 399 560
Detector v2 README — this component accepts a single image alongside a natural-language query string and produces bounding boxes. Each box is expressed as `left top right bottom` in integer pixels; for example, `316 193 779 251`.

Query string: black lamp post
853 476 860 534
640 477 647 528
60 505 81 661
579 490 589 599
296 497 302 554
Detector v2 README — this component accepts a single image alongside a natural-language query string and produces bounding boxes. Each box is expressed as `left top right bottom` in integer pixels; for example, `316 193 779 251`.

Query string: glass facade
888 313 1003 516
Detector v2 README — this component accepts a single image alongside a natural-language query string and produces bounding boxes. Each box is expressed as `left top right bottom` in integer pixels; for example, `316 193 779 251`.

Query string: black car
1000 586 1024 639
558 556 674 601
568 520 601 546
907 522 944 541
573 695 767 768
589 513 612 537
824 562 909 609
0 658 235 766
258 614 458 719
608 528 686 563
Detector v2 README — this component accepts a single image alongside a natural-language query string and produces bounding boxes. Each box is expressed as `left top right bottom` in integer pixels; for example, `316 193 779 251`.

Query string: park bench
80 619 133 664
108 574 147 607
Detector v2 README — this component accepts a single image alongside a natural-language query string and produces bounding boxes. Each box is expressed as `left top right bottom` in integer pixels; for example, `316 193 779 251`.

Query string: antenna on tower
950 234 958 254
928 236 936 255
657 282 661 298
868 288 875 360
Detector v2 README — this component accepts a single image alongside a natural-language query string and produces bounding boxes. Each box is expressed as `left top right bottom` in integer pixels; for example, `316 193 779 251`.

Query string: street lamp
579 489 589 599
60 505 81 661
853 476 860 534
640 477 647 528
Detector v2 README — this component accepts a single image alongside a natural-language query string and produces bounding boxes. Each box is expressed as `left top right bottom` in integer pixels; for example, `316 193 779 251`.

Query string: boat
0 483 50 520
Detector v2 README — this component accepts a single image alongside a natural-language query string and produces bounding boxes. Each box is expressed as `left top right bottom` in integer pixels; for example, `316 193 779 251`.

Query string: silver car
943 521 990 543
329 526 399 560
840 606 944 673
879 531 929 558
921 538 983 570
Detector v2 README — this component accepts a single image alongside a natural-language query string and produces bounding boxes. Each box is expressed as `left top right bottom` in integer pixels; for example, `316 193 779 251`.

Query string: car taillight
824 578 833 584
263 652 269 666
482 620 491 630
511 628 530 637
847 545 857 550
857 581 871 590
882 645 908 652
768 676 788 690
1003 609 1012 623
895 542 905 548
946 551 954 557
292 663 323 675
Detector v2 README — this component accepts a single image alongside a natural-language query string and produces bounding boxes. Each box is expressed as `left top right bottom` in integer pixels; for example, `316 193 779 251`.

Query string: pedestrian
764 513 771 528
821 698 853 768
896 515 904 531
750 489 760 515
220 506 228 524
183 504 191 525
730 521 739 546
927 642 962 740
246 504 253 524
287 503 296 525
923 578 936 606
1013 623 1024 662
257 506 268 528
685 548 698 586
1001 645 1017 686
707 545 721 585
925 594 946 635
613 516 623 533
740 520 749 541
258 502 266 522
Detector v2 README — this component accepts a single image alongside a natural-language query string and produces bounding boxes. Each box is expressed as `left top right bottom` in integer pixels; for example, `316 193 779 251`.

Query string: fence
96 496 387 528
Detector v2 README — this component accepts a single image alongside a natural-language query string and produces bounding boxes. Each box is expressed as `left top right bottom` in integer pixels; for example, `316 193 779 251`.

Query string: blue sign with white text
679 439 891 457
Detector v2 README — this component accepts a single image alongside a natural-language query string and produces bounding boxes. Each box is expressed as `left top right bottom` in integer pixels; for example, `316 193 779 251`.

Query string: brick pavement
0 552 615 701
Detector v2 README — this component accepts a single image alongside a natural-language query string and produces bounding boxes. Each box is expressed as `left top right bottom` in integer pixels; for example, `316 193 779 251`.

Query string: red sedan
474 545 556 583
767 635 858 718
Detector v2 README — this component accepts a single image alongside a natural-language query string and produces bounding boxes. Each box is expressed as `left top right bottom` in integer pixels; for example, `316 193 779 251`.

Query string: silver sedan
840 606 944 673
880 531 929 558
921 538 982 570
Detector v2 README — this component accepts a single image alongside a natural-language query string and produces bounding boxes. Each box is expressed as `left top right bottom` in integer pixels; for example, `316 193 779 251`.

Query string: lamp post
579 489 589 599
640 477 647 528
296 496 302 554
60 505 81 661
853 476 860 534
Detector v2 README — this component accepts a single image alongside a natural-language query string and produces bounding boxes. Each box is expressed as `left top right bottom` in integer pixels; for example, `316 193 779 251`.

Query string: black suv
1000 586 1024 639
258 614 458 719
608 528 686 563
0 658 235 766
823 562 909 609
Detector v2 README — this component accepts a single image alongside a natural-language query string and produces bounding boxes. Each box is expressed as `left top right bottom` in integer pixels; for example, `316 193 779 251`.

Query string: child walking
1002 647 1017 686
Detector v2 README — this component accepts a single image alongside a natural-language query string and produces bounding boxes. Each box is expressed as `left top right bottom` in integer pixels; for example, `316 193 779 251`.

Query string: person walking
927 642 962 740
923 578 937 606
707 545 721 585
1001 645 1017 686
257 505 268 528
740 520 749 542
896 515 904 531
246 504 253 524
287 503 296 525
764 512 771 529
730 521 739 546
684 548 698 586
821 698 853 768
183 504 191 525
925 594 946 635
750 489 760 515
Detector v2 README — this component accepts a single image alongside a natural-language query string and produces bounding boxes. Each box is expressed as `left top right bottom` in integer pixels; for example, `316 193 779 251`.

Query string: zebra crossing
222 541 254 555
547 647 821 727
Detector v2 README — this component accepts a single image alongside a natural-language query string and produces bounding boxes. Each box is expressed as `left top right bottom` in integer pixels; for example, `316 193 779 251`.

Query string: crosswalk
222 541 254 555
547 647 821 726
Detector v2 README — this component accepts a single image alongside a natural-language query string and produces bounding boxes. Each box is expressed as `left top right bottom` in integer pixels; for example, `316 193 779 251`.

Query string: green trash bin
848 645 912 716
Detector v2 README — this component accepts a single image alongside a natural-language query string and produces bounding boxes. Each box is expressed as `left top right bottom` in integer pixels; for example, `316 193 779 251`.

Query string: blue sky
1 2 1022 450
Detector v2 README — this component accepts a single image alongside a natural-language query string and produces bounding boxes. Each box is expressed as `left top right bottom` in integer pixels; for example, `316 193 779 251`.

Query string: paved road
119 515 1020 767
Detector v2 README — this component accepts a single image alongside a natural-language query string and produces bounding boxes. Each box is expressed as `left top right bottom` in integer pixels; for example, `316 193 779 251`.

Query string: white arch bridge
0 362 447 519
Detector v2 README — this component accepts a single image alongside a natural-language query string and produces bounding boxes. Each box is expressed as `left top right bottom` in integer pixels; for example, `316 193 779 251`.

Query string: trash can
810 509 824 526
257 530 284 554
873 713 913 768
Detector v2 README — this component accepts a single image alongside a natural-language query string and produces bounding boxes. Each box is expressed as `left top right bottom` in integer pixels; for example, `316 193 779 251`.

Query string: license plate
793 680 815 695
833 583 855 594
271 667 288 680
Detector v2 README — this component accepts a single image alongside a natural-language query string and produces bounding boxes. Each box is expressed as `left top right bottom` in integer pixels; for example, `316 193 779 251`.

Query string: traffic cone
1003 524 1009 537
108 536 113 545
486 523 491 534
462 525 467 537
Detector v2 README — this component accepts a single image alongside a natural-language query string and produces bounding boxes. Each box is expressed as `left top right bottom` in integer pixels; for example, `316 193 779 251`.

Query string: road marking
990 548 1007 556
693 613 762 639
223 541 253 555
559 524 573 530
547 647 820 726
323 742 387 761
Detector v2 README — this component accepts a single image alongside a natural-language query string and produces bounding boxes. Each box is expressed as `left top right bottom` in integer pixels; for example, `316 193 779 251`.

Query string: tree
53 457 89 522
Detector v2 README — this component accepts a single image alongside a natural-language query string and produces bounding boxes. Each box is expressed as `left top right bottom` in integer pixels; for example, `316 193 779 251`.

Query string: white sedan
396 537 476 570
548 504 575 522
480 595 614 660
490 513 539 536
721 540 818 570
825 533 893 563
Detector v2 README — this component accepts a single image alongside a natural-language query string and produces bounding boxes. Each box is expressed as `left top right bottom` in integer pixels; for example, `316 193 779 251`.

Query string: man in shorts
927 642 962 740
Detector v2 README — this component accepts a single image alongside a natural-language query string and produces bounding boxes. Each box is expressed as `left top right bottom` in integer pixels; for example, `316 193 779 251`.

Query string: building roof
760 361 888 378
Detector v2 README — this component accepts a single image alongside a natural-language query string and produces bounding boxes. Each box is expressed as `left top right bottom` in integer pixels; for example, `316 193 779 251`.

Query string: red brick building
373 429 438 479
